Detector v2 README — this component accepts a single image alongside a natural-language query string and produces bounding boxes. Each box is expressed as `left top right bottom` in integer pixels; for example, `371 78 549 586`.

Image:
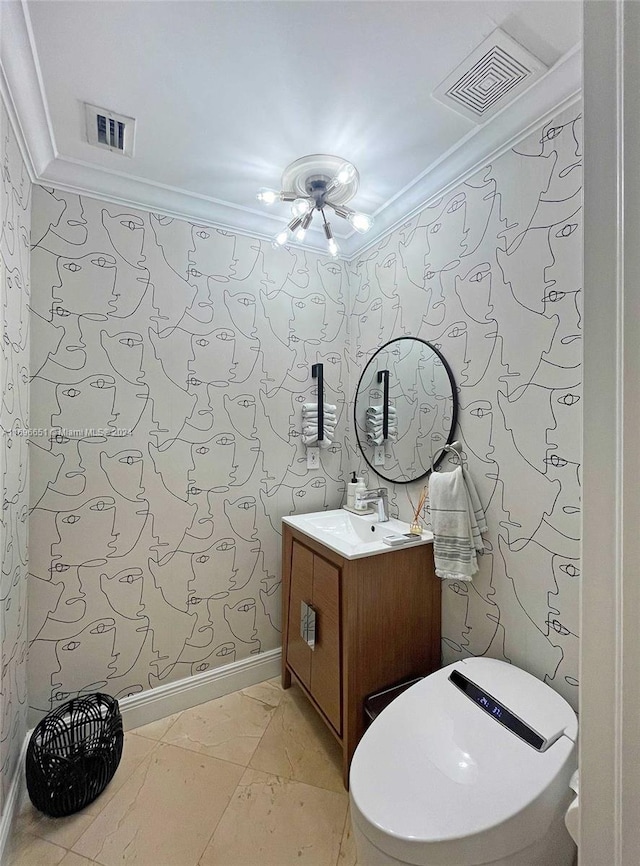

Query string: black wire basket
26 693 124 817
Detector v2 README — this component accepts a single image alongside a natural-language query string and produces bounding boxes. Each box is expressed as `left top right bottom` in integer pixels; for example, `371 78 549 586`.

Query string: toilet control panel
449 669 546 751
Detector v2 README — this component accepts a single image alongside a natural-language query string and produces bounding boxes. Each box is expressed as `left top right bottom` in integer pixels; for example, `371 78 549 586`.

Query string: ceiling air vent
432 29 547 124
84 103 135 156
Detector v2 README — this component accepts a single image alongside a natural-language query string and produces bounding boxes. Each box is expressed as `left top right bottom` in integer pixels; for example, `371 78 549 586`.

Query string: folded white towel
365 413 397 443
302 406 336 418
303 433 334 446
366 414 397 424
303 414 336 422
366 421 397 432
429 466 485 581
303 401 337 411
366 405 397 415
303 428 336 440
303 418 336 428
366 431 397 445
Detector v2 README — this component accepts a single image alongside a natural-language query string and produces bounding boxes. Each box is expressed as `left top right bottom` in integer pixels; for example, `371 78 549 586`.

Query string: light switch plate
306 447 320 469
374 446 385 466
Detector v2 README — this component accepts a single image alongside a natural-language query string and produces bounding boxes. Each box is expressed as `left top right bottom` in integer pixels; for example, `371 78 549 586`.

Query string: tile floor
7 679 358 866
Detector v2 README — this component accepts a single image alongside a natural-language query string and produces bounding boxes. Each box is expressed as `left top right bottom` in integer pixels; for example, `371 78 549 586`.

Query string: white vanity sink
283 509 433 560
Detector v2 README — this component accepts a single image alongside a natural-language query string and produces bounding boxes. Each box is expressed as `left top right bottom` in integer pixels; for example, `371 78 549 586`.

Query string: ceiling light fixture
257 154 374 257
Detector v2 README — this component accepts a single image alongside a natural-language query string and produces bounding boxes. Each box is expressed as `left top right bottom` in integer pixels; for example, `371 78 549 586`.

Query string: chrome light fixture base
281 154 360 206
258 153 373 257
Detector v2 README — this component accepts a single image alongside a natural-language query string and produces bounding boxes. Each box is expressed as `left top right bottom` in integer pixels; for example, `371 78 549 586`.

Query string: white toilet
349 658 578 866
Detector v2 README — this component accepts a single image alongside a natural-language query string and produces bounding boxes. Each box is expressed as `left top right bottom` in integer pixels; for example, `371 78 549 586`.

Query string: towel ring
430 441 464 474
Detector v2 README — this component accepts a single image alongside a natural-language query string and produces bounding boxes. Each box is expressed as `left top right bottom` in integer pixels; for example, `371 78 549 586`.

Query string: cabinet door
286 540 313 688
311 555 341 734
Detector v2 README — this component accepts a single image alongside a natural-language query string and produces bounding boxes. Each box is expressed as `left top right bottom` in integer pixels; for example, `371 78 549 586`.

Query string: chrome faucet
357 487 389 522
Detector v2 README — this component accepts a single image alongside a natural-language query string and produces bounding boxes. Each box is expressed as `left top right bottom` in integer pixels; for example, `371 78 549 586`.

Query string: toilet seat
349 659 578 866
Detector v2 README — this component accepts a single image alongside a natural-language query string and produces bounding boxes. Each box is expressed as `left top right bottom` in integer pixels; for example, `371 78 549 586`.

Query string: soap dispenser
347 472 359 509
354 476 368 511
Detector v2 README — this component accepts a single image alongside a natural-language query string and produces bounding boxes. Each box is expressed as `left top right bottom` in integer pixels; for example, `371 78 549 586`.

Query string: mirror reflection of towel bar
376 369 390 440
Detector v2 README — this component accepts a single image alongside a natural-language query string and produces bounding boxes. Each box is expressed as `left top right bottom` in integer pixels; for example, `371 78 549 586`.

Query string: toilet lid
350 659 577 866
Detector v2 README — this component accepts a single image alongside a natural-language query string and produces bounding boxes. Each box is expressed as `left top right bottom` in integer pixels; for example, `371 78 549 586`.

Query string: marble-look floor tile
15 805 98 852
240 678 284 707
6 831 67 866
129 711 182 741
337 806 358 865
249 683 344 793
199 768 348 866
72 742 244 866
59 853 98 866
160 682 281 766
16 732 157 848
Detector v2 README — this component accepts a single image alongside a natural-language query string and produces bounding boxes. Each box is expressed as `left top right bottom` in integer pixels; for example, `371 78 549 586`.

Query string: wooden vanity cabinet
281 523 441 787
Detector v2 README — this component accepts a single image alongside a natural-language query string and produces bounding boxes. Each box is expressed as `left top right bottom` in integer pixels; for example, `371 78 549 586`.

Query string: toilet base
352 810 577 866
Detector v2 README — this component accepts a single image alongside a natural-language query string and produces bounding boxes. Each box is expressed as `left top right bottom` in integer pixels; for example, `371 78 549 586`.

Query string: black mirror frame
353 336 459 485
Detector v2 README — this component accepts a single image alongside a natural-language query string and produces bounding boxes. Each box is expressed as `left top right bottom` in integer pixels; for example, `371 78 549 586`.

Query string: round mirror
354 337 458 484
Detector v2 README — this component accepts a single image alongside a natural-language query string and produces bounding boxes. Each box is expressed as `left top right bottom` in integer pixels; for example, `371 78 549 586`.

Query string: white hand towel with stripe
463 467 487 552
429 466 486 581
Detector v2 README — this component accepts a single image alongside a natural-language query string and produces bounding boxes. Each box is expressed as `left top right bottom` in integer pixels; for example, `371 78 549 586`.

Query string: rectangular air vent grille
84 103 135 156
432 29 547 125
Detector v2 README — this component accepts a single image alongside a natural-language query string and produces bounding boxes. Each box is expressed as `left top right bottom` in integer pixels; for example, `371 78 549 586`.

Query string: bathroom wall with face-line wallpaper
27 101 581 718
28 194 348 717
0 97 31 816
348 104 582 709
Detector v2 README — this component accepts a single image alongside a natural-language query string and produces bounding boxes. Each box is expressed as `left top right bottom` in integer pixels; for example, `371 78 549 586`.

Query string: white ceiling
3 0 581 257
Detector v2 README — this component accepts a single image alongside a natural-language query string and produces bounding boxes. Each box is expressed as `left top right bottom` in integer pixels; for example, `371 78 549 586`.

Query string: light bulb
295 228 307 242
335 162 357 185
327 238 339 257
349 212 374 233
291 198 312 217
273 230 288 247
257 188 280 205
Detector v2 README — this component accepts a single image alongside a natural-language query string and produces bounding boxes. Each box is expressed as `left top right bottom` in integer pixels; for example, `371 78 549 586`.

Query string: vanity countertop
283 508 433 560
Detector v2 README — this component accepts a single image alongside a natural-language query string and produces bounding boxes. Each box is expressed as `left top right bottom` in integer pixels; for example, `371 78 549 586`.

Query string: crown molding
0 0 55 179
2 0 581 261
350 44 581 261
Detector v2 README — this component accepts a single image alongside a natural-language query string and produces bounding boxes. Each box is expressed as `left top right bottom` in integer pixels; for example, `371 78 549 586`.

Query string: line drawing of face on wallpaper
100 449 145 501
224 496 258 542
224 289 258 340
101 210 146 270
50 374 117 431
189 226 237 281
51 497 117 564
100 329 145 384
223 597 259 651
48 618 118 702
189 431 239 491
53 252 118 316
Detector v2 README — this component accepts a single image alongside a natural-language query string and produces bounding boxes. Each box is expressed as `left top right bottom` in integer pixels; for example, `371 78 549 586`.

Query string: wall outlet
374 446 385 466
306 447 320 469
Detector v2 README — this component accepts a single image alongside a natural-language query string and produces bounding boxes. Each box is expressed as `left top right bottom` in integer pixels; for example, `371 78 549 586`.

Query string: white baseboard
120 647 282 731
0 735 29 864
